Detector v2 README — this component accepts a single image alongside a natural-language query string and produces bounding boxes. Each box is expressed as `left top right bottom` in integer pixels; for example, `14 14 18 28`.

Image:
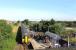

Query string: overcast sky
0 0 76 21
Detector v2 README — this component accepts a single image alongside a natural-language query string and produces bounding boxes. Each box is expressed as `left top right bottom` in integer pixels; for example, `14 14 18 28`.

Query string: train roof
45 31 61 40
21 24 29 35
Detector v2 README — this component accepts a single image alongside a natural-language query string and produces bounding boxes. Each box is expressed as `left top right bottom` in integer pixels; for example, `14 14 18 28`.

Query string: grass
0 23 17 50
0 34 16 50
64 27 76 43
64 37 76 43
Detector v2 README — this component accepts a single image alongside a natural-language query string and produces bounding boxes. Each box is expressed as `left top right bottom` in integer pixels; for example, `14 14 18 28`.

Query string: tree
50 18 55 25
50 23 65 35
39 20 50 32
22 19 29 25
32 23 40 32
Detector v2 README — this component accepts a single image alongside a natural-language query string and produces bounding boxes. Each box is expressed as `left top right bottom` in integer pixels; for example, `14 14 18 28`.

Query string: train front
21 24 30 44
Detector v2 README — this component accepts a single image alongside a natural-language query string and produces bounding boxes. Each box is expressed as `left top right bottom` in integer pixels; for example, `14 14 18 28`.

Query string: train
45 31 69 47
16 23 30 44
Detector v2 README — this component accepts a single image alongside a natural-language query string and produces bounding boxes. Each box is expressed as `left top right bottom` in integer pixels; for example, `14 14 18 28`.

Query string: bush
0 20 16 50
0 20 12 40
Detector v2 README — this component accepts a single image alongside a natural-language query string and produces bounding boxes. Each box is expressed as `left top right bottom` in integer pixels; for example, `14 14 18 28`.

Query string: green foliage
57 21 76 27
0 37 16 50
0 20 12 40
22 19 29 25
51 23 65 35
50 18 55 25
31 19 56 32
64 37 76 43
0 20 16 50
30 19 67 36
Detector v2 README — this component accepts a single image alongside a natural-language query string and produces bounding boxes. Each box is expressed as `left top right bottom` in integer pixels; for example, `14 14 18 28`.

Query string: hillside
0 20 18 50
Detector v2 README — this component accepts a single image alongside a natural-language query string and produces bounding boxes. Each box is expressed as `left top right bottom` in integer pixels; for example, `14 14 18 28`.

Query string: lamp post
68 35 70 47
66 30 70 48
